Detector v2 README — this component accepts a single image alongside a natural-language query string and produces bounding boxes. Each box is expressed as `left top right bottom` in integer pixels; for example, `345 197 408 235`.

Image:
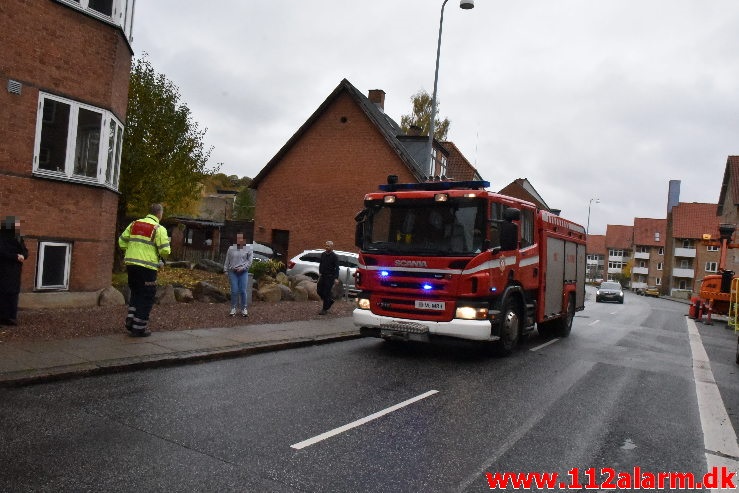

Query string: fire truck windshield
361 199 486 256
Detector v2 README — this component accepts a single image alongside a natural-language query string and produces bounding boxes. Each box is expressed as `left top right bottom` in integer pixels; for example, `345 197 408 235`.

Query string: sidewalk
0 317 360 387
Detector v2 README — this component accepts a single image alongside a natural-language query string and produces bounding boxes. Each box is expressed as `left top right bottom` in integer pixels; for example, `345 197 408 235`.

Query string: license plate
415 300 445 310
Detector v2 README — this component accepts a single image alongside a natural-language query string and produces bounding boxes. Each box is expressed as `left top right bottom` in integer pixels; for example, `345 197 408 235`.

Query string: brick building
1 0 135 307
664 202 720 296
604 225 633 283
249 79 479 261
630 218 666 291
586 234 606 282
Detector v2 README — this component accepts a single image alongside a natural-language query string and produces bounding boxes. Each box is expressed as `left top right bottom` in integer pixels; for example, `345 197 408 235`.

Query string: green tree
233 187 255 220
119 56 220 222
399 90 450 141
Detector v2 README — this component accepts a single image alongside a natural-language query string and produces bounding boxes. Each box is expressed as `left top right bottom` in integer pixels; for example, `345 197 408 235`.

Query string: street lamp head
460 0 474 9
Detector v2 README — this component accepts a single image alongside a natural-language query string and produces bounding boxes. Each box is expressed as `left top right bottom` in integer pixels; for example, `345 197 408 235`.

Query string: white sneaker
229 308 236 316
241 308 248 317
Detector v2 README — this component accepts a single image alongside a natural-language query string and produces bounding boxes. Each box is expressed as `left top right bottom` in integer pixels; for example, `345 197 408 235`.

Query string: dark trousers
126 265 158 331
317 276 336 311
0 292 19 321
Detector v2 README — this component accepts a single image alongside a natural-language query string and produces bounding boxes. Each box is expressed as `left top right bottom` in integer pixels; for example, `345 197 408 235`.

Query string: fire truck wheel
494 299 520 356
556 296 575 338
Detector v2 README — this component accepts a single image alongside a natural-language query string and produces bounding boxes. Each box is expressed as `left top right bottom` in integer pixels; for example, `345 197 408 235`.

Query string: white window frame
707 245 719 252
55 0 135 41
658 247 664 255
656 278 661 286
705 262 718 272
657 262 663 270
36 242 72 290
33 92 123 191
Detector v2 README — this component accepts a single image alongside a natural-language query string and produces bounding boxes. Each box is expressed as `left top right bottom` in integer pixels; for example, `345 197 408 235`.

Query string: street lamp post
426 0 474 178
587 198 600 235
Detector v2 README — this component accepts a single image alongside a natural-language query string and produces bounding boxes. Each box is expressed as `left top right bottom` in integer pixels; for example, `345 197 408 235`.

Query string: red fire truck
352 177 587 354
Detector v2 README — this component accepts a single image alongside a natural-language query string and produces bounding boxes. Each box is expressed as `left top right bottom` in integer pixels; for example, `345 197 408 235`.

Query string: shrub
249 259 284 280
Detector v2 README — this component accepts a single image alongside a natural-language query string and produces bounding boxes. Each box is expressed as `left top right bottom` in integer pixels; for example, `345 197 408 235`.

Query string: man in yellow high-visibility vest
118 204 171 337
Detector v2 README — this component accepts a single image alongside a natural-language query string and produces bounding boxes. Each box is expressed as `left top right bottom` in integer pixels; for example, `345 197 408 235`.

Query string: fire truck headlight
434 193 449 202
356 297 371 310
456 306 488 320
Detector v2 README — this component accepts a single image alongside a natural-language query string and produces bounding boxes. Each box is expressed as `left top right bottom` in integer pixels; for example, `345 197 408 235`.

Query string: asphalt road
1 289 737 492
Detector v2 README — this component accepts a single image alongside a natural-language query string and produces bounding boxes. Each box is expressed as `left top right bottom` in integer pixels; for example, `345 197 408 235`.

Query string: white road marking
290 390 439 450
588 319 600 326
530 338 559 351
686 318 739 492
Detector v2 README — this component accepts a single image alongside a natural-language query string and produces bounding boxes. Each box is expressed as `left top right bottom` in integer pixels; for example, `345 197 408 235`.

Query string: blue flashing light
423 283 433 291
380 270 389 277
490 287 497 293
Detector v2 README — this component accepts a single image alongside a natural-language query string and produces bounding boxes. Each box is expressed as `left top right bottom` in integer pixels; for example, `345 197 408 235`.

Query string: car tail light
288 261 295 269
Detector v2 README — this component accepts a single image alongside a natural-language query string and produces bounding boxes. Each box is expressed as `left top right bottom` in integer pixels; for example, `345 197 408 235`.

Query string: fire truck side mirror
355 209 368 248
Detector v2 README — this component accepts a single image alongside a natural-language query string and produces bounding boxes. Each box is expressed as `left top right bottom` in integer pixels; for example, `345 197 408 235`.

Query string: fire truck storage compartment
544 237 586 317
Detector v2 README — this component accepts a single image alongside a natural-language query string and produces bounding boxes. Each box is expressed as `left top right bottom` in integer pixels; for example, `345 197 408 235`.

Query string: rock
278 283 295 301
194 258 224 274
257 275 276 290
174 287 194 303
296 279 320 301
257 283 282 303
193 281 229 303
97 286 125 306
291 274 315 285
293 285 310 301
275 272 289 285
156 284 177 305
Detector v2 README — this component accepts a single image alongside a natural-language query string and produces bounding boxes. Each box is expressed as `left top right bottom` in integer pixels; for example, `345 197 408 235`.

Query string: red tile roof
586 234 606 254
671 202 719 238
633 218 666 246
605 225 633 249
440 142 482 181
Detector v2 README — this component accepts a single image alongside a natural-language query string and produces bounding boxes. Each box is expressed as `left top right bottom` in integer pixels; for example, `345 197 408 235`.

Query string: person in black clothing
317 241 340 315
0 216 29 326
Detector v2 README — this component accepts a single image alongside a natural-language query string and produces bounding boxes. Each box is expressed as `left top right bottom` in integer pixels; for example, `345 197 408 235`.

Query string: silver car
286 249 359 294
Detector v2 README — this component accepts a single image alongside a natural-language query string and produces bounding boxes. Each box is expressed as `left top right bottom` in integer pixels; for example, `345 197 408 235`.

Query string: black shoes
319 310 327 315
128 329 151 338
0 319 17 326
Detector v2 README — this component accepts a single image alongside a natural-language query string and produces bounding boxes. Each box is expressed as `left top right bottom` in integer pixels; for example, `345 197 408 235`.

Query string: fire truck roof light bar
379 180 491 192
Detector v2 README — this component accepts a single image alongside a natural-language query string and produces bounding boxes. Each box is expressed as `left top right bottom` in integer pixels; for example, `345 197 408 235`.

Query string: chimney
408 125 422 136
667 180 680 214
368 89 385 111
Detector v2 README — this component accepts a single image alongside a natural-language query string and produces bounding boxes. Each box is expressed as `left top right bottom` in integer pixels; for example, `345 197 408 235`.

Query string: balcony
674 247 696 258
672 268 695 278
634 252 649 260
632 267 648 275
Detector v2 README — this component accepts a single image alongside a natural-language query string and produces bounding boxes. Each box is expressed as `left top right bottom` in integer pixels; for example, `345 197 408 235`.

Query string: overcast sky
132 1 739 235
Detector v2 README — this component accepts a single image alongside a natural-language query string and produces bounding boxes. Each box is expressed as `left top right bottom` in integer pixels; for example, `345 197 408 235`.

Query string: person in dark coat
0 216 29 326
317 240 340 315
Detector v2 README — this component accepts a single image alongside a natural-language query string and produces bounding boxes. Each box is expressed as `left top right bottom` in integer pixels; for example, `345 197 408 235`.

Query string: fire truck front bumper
353 309 497 342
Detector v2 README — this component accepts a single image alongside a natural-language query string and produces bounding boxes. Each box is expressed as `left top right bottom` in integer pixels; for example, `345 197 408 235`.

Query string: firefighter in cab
118 203 171 337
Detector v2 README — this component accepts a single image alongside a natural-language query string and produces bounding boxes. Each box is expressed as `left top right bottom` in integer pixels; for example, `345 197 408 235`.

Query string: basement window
36 242 72 290
33 92 123 191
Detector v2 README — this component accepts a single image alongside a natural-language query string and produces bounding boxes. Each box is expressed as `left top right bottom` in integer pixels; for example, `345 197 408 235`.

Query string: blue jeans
227 270 249 309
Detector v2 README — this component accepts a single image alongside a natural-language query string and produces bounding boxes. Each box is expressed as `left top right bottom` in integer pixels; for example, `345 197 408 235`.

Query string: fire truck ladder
729 277 739 330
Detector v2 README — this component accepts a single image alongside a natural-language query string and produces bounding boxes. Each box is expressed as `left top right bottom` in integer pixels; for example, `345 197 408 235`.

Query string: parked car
643 286 660 298
596 281 624 303
253 242 281 260
286 249 359 294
